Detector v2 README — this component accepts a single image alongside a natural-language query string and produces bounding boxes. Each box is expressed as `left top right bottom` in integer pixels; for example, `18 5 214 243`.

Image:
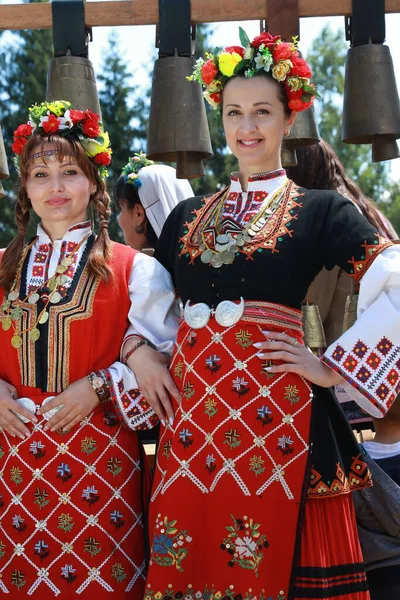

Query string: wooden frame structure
0 0 399 31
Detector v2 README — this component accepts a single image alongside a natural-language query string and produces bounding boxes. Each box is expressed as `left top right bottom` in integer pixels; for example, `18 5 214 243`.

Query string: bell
147 56 213 179
342 44 400 162
0 182 5 199
301 303 326 353
0 125 10 180
342 293 359 333
46 55 101 116
281 105 320 168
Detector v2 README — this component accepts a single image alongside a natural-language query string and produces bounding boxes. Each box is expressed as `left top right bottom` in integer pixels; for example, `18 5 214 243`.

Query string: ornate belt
183 298 303 332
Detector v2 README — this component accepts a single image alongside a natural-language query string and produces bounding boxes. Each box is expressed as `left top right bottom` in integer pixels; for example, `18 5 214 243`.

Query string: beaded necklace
1 232 90 348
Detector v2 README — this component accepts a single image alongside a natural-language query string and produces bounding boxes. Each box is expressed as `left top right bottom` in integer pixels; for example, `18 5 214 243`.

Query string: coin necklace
199 178 288 268
1 233 91 349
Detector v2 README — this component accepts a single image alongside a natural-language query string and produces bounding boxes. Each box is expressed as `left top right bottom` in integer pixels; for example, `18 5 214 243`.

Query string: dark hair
286 140 396 239
222 71 292 117
0 133 113 293
115 175 158 249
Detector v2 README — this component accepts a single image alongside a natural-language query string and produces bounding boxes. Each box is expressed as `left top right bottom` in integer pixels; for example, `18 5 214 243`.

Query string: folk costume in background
143 171 400 600
0 102 179 599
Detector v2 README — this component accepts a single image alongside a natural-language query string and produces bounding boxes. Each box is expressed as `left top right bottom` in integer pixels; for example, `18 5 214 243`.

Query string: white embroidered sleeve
103 253 180 430
322 245 400 418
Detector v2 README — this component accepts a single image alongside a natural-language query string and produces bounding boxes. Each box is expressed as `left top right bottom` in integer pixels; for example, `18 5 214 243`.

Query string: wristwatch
88 371 109 403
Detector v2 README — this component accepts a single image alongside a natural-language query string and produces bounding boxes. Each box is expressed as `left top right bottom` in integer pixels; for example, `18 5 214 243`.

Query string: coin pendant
28 293 40 305
61 257 74 267
55 264 67 274
200 250 213 264
248 229 257 237
29 328 40 342
50 291 62 304
1 300 10 312
216 234 230 244
39 311 49 325
220 250 235 265
215 242 229 253
8 291 19 302
1 316 11 331
210 254 223 268
235 236 245 247
11 307 23 321
199 243 206 252
47 278 57 291
258 218 266 225
11 335 23 349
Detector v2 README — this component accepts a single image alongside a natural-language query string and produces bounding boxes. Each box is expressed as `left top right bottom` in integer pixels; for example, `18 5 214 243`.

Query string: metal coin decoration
41 396 63 421
199 180 288 268
11 397 36 423
1 232 90 349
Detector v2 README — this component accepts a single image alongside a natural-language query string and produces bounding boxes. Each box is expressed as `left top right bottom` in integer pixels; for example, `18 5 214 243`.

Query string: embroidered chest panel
179 180 304 265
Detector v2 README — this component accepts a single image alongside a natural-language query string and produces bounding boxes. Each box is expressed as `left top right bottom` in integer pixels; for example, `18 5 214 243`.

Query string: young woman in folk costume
0 101 180 599
123 30 400 600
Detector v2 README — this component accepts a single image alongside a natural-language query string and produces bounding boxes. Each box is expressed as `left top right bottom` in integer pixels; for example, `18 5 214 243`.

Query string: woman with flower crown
0 101 180 598
122 29 400 600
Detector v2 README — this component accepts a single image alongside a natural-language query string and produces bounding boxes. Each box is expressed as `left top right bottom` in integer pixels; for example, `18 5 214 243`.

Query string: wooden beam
0 0 399 31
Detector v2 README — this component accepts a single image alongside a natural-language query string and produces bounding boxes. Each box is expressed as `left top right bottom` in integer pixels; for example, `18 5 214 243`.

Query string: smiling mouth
47 197 70 206
238 139 263 147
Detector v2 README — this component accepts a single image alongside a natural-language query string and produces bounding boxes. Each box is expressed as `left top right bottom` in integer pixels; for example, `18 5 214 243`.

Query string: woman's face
25 145 95 230
222 76 294 175
118 200 147 250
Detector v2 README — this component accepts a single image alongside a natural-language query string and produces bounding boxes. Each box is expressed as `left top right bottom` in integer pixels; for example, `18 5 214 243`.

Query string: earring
134 224 145 234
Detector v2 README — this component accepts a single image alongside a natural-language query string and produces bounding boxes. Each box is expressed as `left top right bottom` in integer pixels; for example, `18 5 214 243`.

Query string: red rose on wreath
12 137 28 155
273 42 293 62
251 32 280 49
14 123 33 138
210 92 222 104
288 96 315 112
82 111 100 138
201 59 218 85
93 151 112 166
69 109 85 125
42 114 60 134
224 46 245 58
290 56 312 79
285 85 303 100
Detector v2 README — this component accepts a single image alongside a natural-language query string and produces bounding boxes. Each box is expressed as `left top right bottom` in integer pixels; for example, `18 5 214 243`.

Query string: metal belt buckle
183 301 211 329
215 297 245 327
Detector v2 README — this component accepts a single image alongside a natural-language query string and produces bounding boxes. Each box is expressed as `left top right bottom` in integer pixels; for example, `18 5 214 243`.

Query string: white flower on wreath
27 119 37 133
244 46 254 60
254 51 273 72
235 536 257 558
58 109 74 130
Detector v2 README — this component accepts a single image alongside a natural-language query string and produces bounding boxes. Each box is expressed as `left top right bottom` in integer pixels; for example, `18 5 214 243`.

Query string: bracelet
122 339 147 365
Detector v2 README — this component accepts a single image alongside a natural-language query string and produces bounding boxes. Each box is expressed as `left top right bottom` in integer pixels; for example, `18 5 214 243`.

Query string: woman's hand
0 379 37 439
254 330 344 388
38 377 100 433
125 341 181 426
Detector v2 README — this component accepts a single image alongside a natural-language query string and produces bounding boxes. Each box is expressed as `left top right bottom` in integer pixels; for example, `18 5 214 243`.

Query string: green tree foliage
381 181 400 234
0 0 53 246
306 25 390 203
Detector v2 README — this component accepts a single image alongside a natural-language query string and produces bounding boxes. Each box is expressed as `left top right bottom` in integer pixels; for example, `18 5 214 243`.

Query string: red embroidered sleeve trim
348 236 393 284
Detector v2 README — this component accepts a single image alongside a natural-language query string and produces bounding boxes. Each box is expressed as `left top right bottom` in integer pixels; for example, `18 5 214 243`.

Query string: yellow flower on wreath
81 131 110 158
218 51 242 77
46 100 70 116
272 59 293 82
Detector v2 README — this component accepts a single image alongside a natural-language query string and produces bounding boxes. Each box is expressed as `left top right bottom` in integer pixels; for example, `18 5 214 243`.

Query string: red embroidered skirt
145 303 370 600
0 398 147 599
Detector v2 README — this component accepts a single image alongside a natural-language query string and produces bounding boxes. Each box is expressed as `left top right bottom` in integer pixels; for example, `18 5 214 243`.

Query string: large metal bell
0 126 9 181
46 55 101 116
342 44 400 162
147 56 213 179
281 104 320 167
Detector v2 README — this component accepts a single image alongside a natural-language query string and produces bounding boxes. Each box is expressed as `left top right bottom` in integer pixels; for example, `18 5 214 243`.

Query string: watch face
92 376 104 390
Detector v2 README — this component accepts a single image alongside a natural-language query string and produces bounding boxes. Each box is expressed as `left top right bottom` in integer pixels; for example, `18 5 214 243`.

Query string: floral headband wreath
11 100 112 179
189 27 319 113
121 151 155 188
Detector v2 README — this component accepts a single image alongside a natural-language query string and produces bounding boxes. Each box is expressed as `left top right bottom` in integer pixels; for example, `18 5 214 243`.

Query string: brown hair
286 140 397 239
0 133 113 293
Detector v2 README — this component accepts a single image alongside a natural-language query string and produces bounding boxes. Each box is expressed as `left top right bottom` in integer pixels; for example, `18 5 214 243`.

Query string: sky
1 2 400 181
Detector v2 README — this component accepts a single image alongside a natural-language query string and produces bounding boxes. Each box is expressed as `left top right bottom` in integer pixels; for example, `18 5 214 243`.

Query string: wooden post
0 0 399 31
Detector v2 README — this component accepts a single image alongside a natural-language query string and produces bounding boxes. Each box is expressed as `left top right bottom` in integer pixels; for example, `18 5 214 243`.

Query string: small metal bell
147 56 213 179
281 105 320 168
46 55 101 116
301 303 326 353
342 293 359 333
0 125 10 180
342 44 400 162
